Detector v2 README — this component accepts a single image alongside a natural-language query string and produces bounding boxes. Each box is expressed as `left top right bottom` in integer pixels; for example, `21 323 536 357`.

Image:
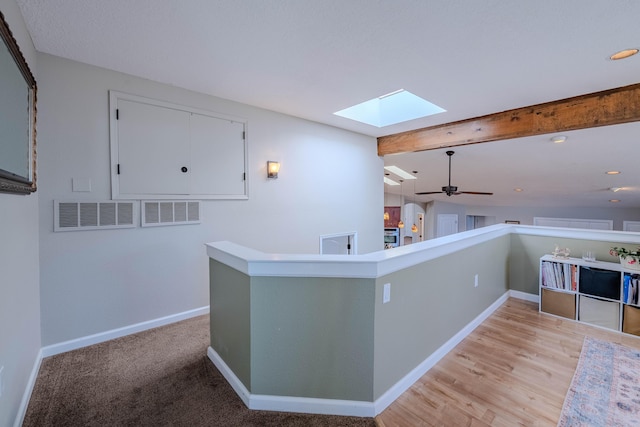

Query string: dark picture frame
0 10 37 194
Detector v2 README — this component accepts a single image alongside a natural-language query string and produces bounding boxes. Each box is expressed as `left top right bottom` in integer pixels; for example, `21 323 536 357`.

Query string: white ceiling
16 0 640 208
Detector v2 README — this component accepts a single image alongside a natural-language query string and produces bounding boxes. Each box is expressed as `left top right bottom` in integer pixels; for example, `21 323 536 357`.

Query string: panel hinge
116 109 119 120
242 172 246 181
117 164 120 175
242 131 245 140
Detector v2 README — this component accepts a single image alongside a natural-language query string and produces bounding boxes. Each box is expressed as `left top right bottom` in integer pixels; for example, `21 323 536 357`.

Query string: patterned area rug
558 337 640 427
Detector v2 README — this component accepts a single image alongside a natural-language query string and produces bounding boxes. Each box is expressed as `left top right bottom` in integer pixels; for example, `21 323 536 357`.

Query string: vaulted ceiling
16 0 640 207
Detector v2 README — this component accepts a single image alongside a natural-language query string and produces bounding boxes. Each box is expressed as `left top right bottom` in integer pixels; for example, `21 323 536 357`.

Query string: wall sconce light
267 161 280 179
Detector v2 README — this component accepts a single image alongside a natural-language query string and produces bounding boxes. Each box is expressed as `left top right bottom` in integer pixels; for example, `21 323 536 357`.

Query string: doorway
319 232 357 254
436 214 458 238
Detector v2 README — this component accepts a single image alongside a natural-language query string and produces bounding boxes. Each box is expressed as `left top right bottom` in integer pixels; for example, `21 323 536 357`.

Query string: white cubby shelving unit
539 254 640 336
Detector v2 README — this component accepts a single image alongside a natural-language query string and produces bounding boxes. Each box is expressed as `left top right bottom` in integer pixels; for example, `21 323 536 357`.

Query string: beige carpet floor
23 315 377 426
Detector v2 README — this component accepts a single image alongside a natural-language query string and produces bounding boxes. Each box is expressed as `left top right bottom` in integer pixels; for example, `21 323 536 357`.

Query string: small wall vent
54 200 138 232
141 200 201 227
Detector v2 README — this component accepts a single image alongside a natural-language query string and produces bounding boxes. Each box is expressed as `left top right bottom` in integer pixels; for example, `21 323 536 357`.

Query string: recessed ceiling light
609 199 621 203
384 176 400 186
550 135 567 144
334 89 446 127
384 165 416 180
606 170 621 175
514 188 523 192
610 48 639 60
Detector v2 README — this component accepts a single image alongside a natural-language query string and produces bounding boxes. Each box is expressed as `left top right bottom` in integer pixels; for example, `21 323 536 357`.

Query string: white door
320 232 357 254
416 213 424 242
117 99 190 195
437 214 458 237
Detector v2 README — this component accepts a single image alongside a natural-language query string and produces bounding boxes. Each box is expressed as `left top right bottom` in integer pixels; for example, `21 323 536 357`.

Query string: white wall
421 200 640 239
0 1 41 425
36 53 383 346
465 205 640 230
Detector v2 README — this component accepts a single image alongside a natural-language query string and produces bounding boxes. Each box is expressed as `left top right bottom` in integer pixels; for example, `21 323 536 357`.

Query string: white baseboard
207 291 512 417
207 347 375 417
41 306 210 358
15 306 210 427
372 290 510 415
13 348 43 427
509 289 540 303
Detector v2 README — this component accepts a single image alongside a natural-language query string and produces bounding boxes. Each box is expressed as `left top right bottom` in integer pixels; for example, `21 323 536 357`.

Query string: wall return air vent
54 200 138 232
141 200 201 227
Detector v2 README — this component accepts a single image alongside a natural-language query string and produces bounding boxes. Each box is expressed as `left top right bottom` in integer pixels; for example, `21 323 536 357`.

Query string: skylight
334 89 446 127
384 176 400 186
384 166 416 180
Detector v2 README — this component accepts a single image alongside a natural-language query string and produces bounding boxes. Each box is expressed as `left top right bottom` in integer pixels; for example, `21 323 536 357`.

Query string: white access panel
189 113 246 195
110 91 248 200
116 99 190 195
320 232 357 255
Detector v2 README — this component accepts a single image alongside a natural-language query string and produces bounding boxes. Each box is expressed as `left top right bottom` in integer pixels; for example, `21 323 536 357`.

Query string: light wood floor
375 297 640 427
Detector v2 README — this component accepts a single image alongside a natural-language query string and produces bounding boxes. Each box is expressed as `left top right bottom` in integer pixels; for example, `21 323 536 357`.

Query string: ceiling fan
415 151 494 197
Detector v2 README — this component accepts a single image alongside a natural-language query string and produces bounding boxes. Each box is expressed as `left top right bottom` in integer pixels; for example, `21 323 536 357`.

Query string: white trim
41 306 209 357
249 394 372 417
207 347 375 417
509 289 539 303
207 347 252 407
206 224 513 278
209 222 640 279
13 349 43 427
16 307 209 426
512 224 640 244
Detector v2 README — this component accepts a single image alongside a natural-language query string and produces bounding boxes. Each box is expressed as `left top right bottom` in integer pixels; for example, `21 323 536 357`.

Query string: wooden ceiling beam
377 82 640 156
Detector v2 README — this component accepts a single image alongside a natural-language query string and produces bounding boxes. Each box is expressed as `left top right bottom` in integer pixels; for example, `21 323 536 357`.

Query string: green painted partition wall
209 260 252 387
209 231 629 404
210 259 376 401
250 276 376 400
373 235 510 398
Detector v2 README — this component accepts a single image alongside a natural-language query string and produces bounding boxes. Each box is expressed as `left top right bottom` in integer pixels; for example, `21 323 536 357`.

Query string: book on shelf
624 274 630 303
631 276 639 305
623 274 640 305
541 260 572 291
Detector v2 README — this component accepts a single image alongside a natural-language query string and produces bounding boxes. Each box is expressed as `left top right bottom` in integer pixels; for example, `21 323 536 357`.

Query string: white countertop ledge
206 224 640 279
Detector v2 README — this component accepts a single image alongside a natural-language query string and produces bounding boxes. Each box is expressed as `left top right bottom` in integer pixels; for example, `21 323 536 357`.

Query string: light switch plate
72 178 92 192
383 283 391 303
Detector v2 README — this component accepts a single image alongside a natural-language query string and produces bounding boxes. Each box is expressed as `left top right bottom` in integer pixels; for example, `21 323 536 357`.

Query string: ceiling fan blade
460 191 494 195
412 152 495 197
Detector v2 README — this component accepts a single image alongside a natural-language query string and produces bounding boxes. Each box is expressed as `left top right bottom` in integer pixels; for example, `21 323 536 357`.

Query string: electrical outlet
474 274 479 288
383 283 391 303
